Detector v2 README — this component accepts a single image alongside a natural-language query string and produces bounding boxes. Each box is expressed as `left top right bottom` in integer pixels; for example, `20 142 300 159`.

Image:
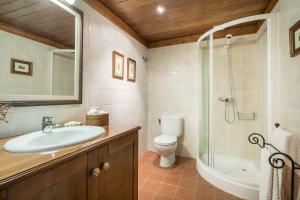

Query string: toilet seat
154 135 177 146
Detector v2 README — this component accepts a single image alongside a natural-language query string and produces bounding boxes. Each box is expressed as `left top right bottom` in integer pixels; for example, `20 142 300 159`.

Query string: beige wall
52 53 75 96
80 1 148 153
273 0 300 134
147 43 199 158
0 1 148 154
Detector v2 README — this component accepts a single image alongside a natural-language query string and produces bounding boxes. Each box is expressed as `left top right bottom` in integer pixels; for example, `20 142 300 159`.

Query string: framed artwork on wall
112 50 124 79
290 20 300 57
127 58 136 82
11 58 33 76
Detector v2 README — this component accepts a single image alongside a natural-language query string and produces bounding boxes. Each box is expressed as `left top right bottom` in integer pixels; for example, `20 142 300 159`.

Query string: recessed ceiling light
156 5 166 15
65 0 76 5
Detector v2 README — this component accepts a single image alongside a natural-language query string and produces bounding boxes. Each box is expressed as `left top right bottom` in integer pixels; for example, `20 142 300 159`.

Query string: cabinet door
5 155 87 200
99 133 138 200
87 132 138 200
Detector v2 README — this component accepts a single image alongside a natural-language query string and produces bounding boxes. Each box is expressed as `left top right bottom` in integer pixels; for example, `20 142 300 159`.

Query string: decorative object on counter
87 106 101 115
290 19 300 57
64 121 82 127
11 58 33 76
0 103 10 123
112 50 124 79
127 58 136 82
86 106 109 126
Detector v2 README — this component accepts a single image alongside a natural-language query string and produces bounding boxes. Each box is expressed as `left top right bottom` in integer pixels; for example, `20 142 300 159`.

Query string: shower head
226 34 233 39
224 34 233 48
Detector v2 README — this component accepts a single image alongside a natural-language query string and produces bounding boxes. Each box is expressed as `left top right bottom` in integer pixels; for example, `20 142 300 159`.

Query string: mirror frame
0 0 83 107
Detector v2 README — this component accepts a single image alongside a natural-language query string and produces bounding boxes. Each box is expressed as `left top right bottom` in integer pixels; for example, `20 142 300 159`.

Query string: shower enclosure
197 14 273 200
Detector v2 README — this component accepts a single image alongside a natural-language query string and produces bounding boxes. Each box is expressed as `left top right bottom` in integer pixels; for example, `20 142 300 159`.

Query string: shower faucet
218 97 229 102
218 97 234 103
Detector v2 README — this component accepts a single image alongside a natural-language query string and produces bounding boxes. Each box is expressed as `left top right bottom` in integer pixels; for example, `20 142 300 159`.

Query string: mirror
0 0 83 106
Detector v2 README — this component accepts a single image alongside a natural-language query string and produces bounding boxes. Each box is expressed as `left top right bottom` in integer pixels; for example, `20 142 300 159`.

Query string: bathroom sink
3 126 105 153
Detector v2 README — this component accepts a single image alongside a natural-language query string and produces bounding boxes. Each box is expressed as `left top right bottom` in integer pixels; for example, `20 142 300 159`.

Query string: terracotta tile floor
138 151 244 200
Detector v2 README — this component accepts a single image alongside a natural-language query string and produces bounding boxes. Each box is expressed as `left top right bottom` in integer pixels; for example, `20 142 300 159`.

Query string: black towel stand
248 123 300 200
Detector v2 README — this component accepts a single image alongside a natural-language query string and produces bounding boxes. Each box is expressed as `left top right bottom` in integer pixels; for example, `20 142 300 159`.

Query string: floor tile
153 193 173 200
175 187 195 200
179 179 196 190
163 175 180 186
138 151 244 200
139 189 155 200
157 183 177 194
143 179 161 192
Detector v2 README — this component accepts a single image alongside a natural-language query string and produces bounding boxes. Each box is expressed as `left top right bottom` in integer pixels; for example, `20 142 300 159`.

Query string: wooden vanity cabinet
0 131 138 200
88 133 138 200
3 155 88 200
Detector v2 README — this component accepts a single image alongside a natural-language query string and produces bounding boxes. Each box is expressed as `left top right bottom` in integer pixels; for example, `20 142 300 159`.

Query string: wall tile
147 43 199 158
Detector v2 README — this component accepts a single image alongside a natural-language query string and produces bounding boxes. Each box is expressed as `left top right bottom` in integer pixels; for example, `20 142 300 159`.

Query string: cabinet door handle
102 162 110 170
91 168 100 177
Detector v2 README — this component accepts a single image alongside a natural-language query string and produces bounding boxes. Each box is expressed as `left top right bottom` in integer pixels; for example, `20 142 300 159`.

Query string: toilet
154 116 183 168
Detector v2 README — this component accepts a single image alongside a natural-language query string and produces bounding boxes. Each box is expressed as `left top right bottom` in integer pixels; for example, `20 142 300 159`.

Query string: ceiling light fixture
65 0 76 5
156 5 166 15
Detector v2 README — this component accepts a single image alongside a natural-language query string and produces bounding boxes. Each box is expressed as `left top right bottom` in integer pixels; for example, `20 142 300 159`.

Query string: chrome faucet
42 116 55 133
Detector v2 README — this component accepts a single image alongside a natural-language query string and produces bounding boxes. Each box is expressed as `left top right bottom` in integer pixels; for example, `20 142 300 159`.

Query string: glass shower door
199 36 210 166
210 22 268 183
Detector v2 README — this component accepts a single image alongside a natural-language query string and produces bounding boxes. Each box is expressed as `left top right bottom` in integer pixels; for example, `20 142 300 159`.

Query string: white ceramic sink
3 126 105 153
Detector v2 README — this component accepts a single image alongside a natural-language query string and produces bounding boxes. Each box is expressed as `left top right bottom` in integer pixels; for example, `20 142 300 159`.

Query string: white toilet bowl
154 134 177 167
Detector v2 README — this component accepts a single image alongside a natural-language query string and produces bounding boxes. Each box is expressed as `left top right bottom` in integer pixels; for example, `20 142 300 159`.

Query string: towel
271 128 293 152
269 128 292 200
282 131 300 200
259 148 273 200
271 128 300 200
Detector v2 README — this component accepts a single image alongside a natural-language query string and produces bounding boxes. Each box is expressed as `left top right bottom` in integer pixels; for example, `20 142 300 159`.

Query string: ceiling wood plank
256 0 279 30
84 0 148 47
86 0 279 47
0 0 75 48
148 24 258 48
0 21 71 49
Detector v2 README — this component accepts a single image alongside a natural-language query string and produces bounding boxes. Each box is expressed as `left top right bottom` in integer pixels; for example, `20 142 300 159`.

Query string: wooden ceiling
0 0 75 49
86 0 278 48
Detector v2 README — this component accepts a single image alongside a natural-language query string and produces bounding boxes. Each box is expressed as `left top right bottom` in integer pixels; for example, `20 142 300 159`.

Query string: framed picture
127 58 136 82
290 20 300 57
11 59 33 76
112 50 124 79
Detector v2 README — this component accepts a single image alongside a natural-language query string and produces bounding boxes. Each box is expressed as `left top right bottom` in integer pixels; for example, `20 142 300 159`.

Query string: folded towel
260 148 273 200
271 128 293 152
270 128 293 200
271 128 300 200
285 133 300 167
283 132 300 200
